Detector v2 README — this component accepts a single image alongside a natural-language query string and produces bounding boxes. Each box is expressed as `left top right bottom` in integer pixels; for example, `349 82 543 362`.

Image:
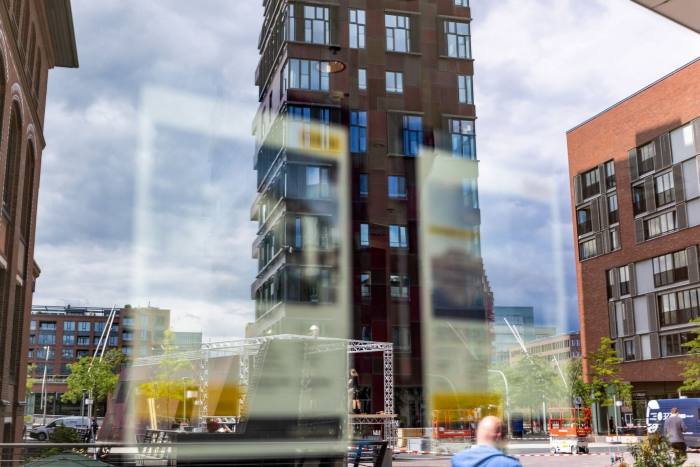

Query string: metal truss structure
132 335 395 444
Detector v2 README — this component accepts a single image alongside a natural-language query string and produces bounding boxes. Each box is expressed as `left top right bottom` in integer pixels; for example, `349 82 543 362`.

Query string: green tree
680 318 700 393
568 358 591 407
587 336 631 407
138 329 193 426
493 355 569 412
61 349 126 404
26 364 37 393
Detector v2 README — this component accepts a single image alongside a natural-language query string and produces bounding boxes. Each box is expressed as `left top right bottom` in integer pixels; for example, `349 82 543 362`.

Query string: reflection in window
618 265 630 296
608 194 618 224
305 166 330 199
654 172 674 206
623 339 635 361
386 71 403 93
449 119 476 159
389 225 409 248
605 160 616 189
360 223 369 247
638 142 655 175
358 68 367 90
645 211 676 239
385 14 410 52
444 21 471 58
283 59 329 92
349 9 366 49
670 123 695 162
652 250 688 287
359 173 368 197
350 111 367 153
576 206 592 236
582 167 600 199
462 178 478 209
660 332 690 357
658 287 700 326
388 175 407 199
458 75 473 104
402 116 422 157
579 238 597 260
304 6 329 44
389 274 409 299
632 185 646 215
360 272 371 298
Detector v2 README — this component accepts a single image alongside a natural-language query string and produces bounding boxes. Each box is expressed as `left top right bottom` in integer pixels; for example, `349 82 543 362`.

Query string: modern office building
27 305 175 416
567 58 700 422
0 0 79 448
249 0 489 426
491 306 556 363
508 332 581 365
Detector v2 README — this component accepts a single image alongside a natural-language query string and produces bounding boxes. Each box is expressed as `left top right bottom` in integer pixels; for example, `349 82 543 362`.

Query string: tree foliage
680 319 700 394
491 355 570 411
587 336 631 407
138 329 193 424
61 349 126 404
629 433 685 467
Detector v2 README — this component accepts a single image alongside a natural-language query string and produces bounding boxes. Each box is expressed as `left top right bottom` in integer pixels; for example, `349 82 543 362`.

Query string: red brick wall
566 58 700 383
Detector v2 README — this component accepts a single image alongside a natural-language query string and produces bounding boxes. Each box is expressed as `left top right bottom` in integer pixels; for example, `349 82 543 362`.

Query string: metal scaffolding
132 334 395 443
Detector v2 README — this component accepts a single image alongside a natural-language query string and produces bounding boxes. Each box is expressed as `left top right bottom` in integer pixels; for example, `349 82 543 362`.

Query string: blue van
647 398 700 448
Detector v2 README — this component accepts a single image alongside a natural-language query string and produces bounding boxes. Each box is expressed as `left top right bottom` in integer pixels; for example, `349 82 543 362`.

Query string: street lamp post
488 369 511 438
41 345 50 426
182 378 188 426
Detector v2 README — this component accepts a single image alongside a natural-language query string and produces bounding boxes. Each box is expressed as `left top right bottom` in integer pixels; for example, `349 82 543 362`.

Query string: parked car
29 416 90 441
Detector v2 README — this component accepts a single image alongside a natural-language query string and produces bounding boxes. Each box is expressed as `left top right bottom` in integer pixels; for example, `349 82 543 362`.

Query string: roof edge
566 56 700 134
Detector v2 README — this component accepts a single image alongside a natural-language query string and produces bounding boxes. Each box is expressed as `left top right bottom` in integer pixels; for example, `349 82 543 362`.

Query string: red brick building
0 0 78 449
567 58 700 423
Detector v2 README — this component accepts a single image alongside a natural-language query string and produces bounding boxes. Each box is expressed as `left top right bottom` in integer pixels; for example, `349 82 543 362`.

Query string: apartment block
567 58 700 421
249 0 489 427
508 332 581 365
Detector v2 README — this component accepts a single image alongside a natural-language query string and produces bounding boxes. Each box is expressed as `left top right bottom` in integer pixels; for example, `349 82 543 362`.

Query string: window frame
444 20 471 59
457 74 473 104
389 224 409 249
385 14 411 53
304 5 330 45
349 8 366 49
386 71 404 93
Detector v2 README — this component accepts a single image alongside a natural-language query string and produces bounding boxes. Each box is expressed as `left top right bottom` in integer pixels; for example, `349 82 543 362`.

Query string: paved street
394 448 700 466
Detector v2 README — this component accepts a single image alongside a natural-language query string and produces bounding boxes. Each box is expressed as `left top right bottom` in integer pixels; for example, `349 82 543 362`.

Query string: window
63 321 75 332
305 166 330 199
94 322 105 334
582 168 600 199
37 334 55 345
360 272 371 298
388 175 407 199
455 0 469 5
608 194 618 224
77 350 89 358
579 238 597 260
457 75 473 104
632 185 646 215
448 119 476 159
609 229 620 251
462 178 479 209
359 174 368 197
386 71 403 93
63 334 75 345
122 331 133 342
108 335 118 346
36 347 55 359
605 160 616 189
358 68 367 90
76 336 90 346
30 320 36 330
670 123 695 163
286 4 296 41
123 317 134 327
576 206 592 236
444 21 471 58
624 339 636 361
385 14 410 52
638 142 655 175
606 269 615 299
77 321 90 332
283 59 330 92
304 5 329 44
658 288 700 327
654 172 675 206
61 349 74 360
349 9 365 49
402 116 423 156
618 265 630 296
350 111 367 153
652 250 688 287
389 225 409 248
645 211 676 239
39 322 56 330
360 223 369 247
389 274 409 299
393 326 411 351
660 332 691 357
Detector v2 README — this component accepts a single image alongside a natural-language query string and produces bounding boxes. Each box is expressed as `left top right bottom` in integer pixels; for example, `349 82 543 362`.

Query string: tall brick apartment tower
249 0 489 427
0 0 78 448
567 58 700 426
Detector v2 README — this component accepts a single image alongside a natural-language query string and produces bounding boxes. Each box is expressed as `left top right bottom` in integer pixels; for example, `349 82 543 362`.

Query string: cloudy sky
33 0 700 339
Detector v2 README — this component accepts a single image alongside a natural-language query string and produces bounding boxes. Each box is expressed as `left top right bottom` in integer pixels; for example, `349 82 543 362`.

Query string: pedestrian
91 417 99 442
452 416 521 467
608 416 615 435
664 407 687 463
349 369 361 414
